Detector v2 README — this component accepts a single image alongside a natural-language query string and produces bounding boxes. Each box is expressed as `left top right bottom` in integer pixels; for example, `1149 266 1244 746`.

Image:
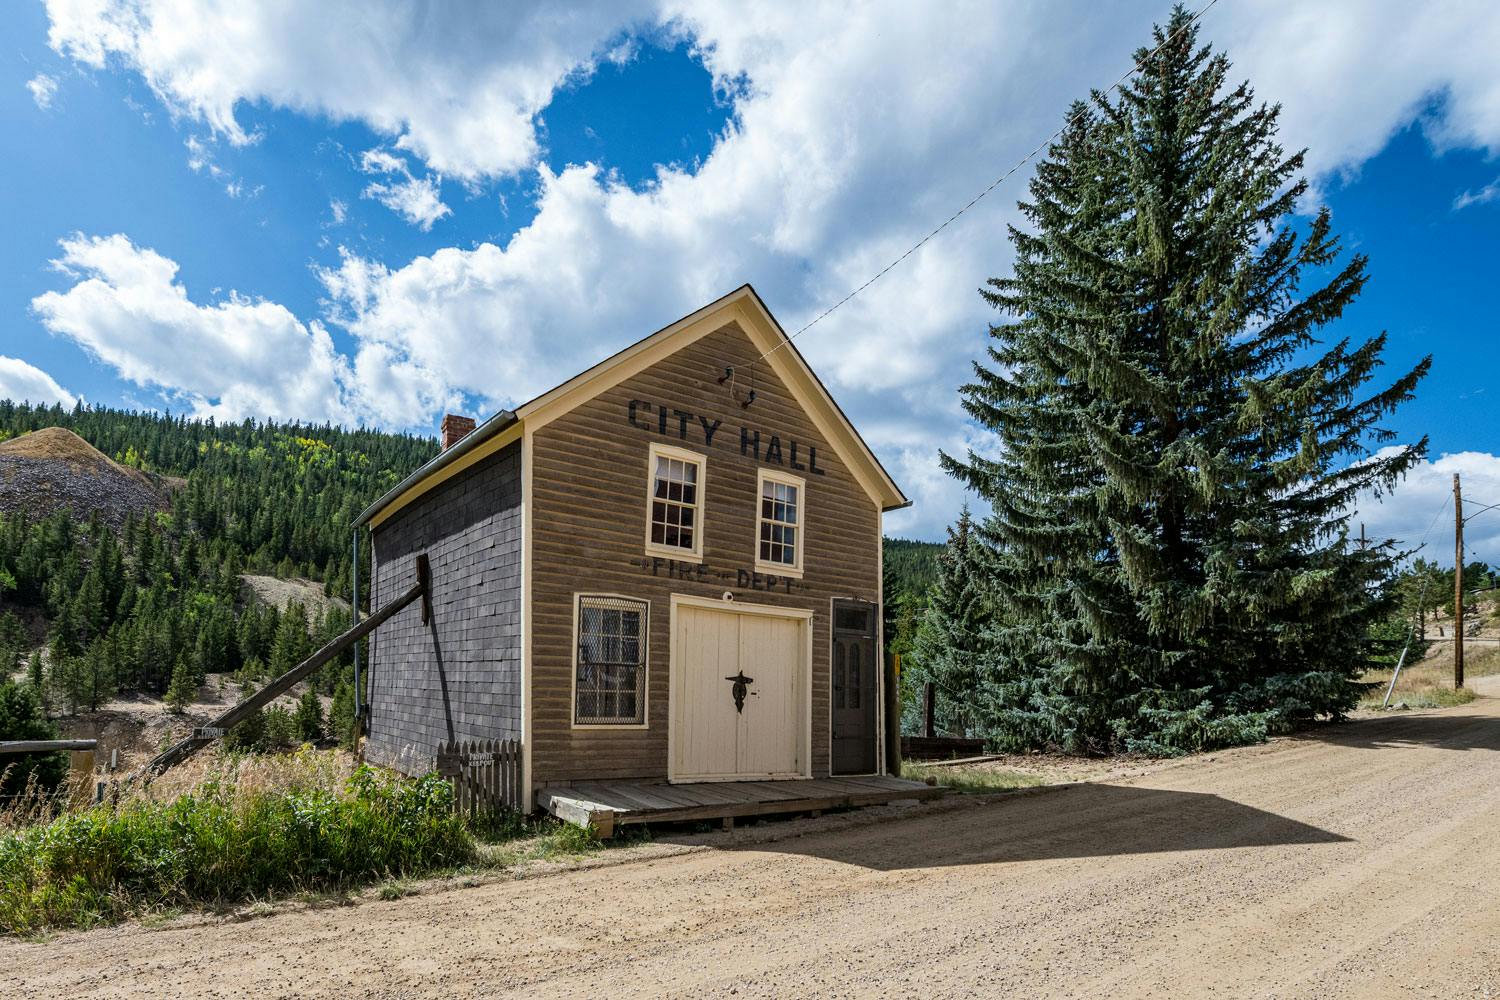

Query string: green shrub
222 703 266 751
233 657 267 687
330 679 356 749
261 706 298 751
0 761 472 935
466 805 528 843
294 689 324 743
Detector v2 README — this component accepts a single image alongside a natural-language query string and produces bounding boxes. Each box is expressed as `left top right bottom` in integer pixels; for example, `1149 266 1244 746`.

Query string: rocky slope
0 427 174 530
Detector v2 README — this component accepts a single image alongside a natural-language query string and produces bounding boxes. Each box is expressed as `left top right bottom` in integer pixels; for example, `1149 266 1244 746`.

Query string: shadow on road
1288 702 1500 753
730 783 1351 872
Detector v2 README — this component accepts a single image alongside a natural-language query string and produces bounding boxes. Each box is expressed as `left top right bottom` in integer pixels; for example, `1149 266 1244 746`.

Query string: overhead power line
758 0 1223 365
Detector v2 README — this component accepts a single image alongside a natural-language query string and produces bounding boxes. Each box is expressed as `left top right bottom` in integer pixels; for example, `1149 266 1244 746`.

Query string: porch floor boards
536 775 943 837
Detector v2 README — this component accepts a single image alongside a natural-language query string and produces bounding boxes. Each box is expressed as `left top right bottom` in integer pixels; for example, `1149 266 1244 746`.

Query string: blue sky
2 1 1498 559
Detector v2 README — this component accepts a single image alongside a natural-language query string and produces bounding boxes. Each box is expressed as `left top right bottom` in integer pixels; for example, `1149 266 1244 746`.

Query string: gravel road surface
8 697 1500 999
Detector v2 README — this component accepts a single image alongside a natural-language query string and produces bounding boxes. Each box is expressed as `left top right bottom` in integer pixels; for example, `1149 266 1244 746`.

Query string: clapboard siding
529 321 880 785
366 441 523 773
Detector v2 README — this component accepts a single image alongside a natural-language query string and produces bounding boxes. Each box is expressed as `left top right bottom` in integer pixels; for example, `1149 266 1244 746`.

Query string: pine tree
165 656 197 713
223 704 267 751
262 705 297 751
50 651 86 715
0 635 19 685
47 603 79 661
0 679 66 794
77 638 115 711
294 687 325 743
268 601 309 676
942 8 1430 754
26 650 46 709
0 609 24 651
1393 558 1447 636
909 508 991 737
329 678 357 750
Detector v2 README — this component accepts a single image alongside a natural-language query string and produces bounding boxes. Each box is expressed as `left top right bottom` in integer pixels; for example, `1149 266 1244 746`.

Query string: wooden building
355 285 913 818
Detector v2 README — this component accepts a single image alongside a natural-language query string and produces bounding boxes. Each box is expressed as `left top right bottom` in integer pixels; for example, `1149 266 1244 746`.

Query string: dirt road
9 699 1500 999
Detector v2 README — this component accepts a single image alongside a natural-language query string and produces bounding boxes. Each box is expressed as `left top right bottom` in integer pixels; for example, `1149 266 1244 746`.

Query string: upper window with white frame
756 469 804 576
645 443 705 561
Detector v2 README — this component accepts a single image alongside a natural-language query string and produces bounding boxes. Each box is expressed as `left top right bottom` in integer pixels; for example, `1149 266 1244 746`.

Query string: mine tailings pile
0 426 176 530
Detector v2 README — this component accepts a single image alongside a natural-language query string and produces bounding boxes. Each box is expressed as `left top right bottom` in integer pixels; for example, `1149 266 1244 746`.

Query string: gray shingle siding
365 440 522 774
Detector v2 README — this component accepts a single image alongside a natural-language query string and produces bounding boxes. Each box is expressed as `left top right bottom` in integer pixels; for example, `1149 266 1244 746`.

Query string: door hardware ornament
724 671 755 713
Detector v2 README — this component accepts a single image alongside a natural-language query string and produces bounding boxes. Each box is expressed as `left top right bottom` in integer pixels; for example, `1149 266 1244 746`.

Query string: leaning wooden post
141 554 430 778
923 681 935 739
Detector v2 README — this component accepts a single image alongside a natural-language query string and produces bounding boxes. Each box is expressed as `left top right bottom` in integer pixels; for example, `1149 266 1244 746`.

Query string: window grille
575 595 648 725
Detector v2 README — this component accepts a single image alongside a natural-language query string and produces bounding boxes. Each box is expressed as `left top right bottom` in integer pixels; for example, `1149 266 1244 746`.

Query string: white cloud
329 2 1500 538
31 234 355 425
40 1 1500 537
358 149 407 176
26 73 59 109
0 356 77 407
1211 1 1500 178
43 0 653 181
358 149 450 230
1353 450 1500 567
328 199 348 225
223 179 262 200
184 135 222 178
1454 176 1500 210
185 133 259 198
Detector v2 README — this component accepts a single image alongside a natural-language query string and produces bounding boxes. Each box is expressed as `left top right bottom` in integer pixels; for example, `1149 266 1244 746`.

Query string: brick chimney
440 413 476 451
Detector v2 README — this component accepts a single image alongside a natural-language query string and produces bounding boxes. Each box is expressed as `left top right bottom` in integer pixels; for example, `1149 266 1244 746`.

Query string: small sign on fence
434 738 523 814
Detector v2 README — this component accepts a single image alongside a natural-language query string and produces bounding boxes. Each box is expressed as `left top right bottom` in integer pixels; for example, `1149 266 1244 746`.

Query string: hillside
884 536 944 601
240 574 350 615
0 401 438 740
0 427 174 531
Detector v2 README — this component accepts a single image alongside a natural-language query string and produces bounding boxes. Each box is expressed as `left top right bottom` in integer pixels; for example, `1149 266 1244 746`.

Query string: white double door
671 601 807 781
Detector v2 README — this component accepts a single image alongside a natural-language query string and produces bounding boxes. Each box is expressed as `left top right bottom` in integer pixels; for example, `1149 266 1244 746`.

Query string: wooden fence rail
0 740 98 754
434 738 523 815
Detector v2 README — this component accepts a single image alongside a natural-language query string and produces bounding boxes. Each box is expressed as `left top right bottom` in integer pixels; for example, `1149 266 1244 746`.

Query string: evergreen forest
0 399 437 786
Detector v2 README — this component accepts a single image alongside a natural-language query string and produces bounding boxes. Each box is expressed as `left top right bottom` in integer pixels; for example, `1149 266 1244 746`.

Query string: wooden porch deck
537 775 943 838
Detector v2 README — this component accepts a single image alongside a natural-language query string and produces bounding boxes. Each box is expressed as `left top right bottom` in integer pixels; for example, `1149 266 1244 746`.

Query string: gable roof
355 284 910 529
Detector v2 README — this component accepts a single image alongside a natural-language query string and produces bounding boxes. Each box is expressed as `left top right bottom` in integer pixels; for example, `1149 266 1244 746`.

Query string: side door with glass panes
831 600 877 774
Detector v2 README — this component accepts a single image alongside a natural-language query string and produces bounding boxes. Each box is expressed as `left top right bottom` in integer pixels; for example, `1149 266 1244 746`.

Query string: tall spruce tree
943 8 1430 754
909 508 991 737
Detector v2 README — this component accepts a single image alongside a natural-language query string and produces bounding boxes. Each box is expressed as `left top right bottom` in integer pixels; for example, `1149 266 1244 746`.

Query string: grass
902 761 1044 794
1401 688 1477 708
1360 642 1500 711
377 881 412 901
0 748 612 936
0 749 472 935
0 748 624 935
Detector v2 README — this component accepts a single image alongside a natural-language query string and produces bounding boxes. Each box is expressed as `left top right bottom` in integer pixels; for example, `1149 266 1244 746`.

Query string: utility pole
1454 473 1464 690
